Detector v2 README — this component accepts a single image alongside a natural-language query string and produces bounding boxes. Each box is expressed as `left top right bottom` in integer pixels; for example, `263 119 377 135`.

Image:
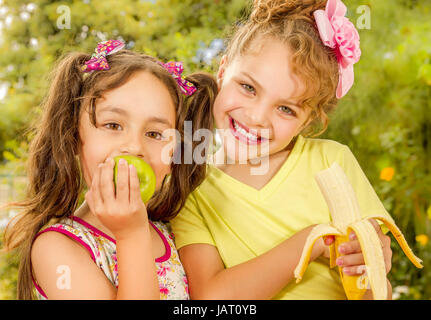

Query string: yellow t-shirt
170 135 392 300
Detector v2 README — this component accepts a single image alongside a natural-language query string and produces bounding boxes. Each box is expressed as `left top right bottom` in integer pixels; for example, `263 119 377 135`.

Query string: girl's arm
31 227 158 299
85 157 159 299
181 219 393 300
115 226 159 299
179 224 324 300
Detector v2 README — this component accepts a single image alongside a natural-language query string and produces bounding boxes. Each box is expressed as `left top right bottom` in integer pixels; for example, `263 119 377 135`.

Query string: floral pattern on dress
33 217 189 300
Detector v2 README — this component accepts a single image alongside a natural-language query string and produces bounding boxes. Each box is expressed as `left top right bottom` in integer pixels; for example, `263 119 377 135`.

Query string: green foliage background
0 0 430 299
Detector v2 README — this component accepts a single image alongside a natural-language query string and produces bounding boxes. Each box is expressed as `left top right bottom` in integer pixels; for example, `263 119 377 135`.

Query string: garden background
0 0 430 299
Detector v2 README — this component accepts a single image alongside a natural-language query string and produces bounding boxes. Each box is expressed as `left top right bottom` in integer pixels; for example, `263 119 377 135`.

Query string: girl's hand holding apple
85 156 152 241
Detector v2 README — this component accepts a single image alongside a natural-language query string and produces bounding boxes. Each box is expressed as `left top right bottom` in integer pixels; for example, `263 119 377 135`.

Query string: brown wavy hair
225 0 340 137
2 49 217 299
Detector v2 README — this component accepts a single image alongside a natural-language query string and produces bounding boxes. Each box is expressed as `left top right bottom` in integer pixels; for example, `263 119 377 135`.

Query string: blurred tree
0 0 248 163
321 0 431 299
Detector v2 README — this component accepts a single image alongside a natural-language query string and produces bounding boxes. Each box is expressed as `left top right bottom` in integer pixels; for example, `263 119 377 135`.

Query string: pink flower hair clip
314 0 362 98
81 40 125 73
82 40 196 96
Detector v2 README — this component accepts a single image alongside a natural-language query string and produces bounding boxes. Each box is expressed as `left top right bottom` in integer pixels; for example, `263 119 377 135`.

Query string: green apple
113 155 156 204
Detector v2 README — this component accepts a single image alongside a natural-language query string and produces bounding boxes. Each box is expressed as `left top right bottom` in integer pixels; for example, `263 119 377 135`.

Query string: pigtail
148 73 218 221
2 52 89 299
178 72 218 189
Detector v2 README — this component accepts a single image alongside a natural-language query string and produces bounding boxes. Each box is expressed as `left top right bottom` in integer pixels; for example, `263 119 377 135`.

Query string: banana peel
294 162 423 300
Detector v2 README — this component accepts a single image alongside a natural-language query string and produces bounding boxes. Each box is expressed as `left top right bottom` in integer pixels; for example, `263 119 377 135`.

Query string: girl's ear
217 55 228 89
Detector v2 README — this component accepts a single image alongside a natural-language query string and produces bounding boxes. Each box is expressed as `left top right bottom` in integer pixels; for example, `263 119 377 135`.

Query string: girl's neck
214 146 293 191
73 201 116 240
215 136 296 172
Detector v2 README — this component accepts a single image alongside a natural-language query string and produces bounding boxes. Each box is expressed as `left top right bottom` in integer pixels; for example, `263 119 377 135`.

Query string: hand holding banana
294 162 423 300
323 219 392 277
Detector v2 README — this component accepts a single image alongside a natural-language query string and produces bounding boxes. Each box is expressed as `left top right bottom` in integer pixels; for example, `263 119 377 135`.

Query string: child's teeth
233 119 259 141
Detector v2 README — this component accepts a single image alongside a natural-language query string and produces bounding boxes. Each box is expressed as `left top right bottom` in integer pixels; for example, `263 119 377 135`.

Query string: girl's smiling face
214 38 312 162
78 71 176 191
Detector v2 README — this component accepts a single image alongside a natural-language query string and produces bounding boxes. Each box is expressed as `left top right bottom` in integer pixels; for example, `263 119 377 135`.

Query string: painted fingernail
338 245 345 254
336 258 343 266
343 267 350 274
349 232 356 240
119 158 127 165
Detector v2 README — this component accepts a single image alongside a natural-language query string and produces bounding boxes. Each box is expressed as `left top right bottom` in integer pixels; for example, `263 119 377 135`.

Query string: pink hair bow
81 40 125 73
82 40 196 96
314 0 361 98
159 61 197 96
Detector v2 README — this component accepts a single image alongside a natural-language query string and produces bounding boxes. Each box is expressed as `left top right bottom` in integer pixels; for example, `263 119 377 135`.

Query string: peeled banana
294 162 423 300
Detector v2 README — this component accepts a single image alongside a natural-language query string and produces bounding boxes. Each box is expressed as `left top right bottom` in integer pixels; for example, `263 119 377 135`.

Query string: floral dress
31 216 189 300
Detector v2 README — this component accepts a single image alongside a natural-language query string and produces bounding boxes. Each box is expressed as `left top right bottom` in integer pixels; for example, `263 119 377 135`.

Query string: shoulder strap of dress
34 218 97 262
